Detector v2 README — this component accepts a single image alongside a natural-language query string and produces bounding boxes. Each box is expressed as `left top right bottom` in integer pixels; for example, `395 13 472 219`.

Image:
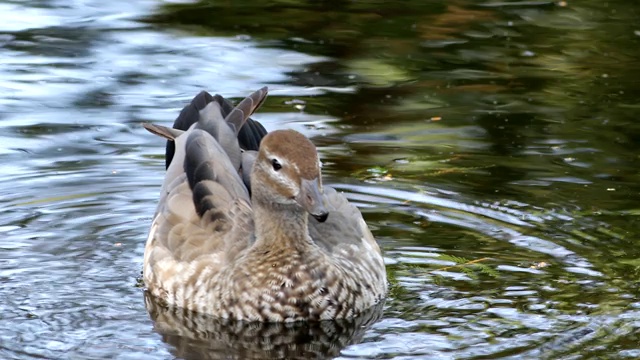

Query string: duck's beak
297 178 329 222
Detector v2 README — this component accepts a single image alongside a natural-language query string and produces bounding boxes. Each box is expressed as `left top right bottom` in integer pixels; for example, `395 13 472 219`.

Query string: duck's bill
297 178 329 223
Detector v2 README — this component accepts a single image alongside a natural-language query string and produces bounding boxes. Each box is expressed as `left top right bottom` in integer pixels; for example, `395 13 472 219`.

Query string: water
1 0 640 359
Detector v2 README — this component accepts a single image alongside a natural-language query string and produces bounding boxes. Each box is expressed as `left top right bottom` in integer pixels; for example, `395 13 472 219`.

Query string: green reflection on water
141 0 640 357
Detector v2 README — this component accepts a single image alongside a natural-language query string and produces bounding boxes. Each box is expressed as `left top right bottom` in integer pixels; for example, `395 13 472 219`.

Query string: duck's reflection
144 292 384 359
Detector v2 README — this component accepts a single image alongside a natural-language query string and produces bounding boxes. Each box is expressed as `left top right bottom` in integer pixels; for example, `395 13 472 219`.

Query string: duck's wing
307 187 380 253
240 150 258 195
147 127 253 258
143 90 268 301
165 88 268 169
307 187 386 287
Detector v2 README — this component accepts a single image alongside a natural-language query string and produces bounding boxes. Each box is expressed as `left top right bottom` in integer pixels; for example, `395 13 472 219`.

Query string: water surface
1 0 640 359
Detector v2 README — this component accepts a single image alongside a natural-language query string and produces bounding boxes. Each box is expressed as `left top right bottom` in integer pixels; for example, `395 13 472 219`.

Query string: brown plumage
142 87 387 322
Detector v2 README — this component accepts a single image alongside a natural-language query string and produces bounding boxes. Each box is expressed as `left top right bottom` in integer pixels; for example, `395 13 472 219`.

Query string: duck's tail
163 87 269 169
142 123 183 141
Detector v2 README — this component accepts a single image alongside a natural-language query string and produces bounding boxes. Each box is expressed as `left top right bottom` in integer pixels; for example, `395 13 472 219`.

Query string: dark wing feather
166 89 268 169
196 100 243 171
224 86 267 134
166 91 214 168
225 87 268 151
183 130 250 218
237 116 268 151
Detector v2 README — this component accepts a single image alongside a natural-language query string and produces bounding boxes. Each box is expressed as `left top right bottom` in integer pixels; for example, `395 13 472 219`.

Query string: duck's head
252 130 328 223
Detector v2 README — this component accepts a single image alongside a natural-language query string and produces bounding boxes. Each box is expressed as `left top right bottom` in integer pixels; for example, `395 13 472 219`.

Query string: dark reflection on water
144 293 384 360
1 0 640 359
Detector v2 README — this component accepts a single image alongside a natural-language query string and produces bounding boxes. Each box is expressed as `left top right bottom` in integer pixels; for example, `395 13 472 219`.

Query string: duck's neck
253 201 313 251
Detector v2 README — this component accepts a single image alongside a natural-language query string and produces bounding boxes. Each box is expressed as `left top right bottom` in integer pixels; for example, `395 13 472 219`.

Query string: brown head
251 130 328 222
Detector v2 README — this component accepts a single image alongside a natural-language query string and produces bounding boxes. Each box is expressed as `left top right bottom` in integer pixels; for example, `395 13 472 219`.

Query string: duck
142 87 387 322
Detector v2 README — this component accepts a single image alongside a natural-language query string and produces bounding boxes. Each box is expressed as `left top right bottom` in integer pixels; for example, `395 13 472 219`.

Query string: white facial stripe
282 175 298 196
263 150 298 197
271 170 298 198
263 150 286 171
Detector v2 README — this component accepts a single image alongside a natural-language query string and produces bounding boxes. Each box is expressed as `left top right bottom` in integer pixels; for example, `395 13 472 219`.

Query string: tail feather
143 123 184 141
164 88 269 169
224 86 268 134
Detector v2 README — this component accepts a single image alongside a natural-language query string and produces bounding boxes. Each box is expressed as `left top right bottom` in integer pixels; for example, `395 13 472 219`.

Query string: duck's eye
271 159 282 171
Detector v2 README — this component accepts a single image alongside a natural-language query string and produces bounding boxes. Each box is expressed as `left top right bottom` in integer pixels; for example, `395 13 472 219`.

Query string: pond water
1 0 640 359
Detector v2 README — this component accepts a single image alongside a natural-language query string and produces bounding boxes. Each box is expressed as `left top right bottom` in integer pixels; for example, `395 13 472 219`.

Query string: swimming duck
142 87 387 322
